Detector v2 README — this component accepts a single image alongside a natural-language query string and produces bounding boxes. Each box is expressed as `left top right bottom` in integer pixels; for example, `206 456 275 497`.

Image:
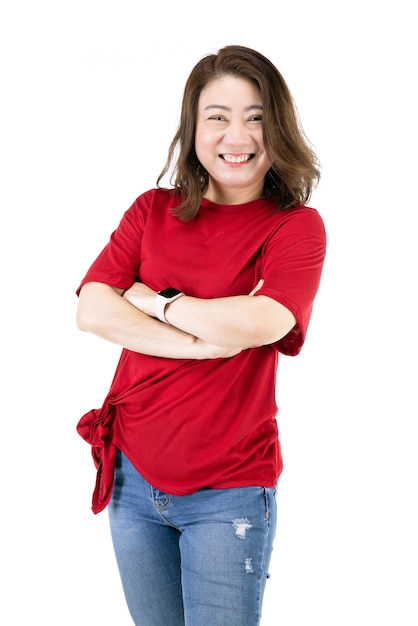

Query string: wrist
155 288 184 323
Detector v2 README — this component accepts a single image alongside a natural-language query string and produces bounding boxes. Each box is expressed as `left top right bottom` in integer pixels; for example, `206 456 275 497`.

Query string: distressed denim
108 450 277 626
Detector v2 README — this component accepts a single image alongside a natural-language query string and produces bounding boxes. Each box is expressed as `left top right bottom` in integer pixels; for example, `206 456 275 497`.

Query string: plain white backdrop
1 1 417 624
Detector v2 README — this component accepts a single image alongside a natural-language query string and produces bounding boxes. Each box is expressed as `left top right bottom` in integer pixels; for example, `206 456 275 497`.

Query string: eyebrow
203 104 263 112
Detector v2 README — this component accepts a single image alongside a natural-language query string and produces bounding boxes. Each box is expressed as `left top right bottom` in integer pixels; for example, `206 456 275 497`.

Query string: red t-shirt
76 188 326 513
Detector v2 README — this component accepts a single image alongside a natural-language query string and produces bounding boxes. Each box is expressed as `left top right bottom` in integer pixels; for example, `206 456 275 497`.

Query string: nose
223 119 251 145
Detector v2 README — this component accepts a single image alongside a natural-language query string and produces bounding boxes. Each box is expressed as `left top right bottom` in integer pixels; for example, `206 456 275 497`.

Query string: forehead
198 75 262 108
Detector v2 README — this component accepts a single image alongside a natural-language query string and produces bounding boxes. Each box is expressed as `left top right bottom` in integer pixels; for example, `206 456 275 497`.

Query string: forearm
123 282 296 349
76 282 240 359
164 293 296 348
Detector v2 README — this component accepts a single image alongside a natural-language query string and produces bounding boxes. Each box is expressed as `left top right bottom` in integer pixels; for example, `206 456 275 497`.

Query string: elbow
76 282 107 333
244 320 280 347
245 300 297 347
242 317 268 347
76 303 91 332
237 316 274 348
76 287 97 333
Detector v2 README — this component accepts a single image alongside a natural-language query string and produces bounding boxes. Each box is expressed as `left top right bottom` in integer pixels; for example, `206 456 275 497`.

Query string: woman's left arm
123 281 296 349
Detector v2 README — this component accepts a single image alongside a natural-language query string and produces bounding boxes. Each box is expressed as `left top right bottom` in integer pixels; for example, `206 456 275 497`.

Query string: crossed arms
76 280 296 360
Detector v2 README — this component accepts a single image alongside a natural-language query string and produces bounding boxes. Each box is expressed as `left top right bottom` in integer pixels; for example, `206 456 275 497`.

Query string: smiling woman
195 75 271 204
76 44 326 626
158 45 320 222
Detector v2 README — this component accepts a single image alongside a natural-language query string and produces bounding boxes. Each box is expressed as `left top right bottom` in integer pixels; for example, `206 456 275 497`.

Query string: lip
220 153 255 165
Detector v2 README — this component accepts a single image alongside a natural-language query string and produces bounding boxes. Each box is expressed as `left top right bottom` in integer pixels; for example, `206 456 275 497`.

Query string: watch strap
155 289 184 323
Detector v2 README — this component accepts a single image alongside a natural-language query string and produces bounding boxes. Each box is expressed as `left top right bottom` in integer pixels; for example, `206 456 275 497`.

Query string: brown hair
157 45 320 221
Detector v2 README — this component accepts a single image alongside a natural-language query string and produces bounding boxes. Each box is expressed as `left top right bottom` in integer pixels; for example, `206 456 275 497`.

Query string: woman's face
195 75 272 205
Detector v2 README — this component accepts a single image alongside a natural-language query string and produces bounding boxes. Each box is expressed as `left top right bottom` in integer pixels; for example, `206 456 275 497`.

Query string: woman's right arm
76 281 242 360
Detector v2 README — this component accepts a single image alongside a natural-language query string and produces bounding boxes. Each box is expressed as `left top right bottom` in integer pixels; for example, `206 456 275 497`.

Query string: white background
1 1 417 624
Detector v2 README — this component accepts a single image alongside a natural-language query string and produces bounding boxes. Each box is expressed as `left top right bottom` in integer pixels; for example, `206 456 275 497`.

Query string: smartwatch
155 288 184 323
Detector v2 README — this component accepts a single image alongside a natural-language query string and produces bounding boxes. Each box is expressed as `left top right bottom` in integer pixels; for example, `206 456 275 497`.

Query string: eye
248 115 263 122
209 115 227 121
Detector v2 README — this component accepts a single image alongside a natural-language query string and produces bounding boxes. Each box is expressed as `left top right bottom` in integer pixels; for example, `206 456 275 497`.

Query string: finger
249 279 264 296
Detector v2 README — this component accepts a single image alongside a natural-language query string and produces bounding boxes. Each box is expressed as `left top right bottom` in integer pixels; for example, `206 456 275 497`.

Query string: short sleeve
76 194 150 296
256 207 326 356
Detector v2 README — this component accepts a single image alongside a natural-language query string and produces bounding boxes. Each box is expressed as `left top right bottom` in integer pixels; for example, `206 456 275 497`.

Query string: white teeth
222 154 251 163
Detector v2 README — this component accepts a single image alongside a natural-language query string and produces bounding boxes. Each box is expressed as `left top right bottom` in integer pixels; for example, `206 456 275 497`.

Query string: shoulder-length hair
157 45 320 221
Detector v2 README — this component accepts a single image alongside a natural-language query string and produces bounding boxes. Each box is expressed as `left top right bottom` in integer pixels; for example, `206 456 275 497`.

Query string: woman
76 44 326 626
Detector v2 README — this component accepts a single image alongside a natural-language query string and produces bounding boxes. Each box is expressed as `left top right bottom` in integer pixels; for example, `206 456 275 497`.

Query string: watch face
158 288 182 299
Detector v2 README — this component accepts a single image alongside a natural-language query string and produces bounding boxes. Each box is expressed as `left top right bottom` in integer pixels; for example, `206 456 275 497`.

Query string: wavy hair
157 45 320 221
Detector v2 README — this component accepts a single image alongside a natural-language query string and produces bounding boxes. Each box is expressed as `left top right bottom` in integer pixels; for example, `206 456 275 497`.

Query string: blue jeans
108 450 277 626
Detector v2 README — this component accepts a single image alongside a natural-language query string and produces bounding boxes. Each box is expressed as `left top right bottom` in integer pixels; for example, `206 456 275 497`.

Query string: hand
122 282 157 317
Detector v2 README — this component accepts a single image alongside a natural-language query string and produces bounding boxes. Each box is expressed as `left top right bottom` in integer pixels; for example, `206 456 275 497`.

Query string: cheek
195 132 214 166
259 138 272 167
195 128 211 151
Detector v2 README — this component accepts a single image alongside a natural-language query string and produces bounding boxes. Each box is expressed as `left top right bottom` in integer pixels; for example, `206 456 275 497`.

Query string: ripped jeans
108 450 277 626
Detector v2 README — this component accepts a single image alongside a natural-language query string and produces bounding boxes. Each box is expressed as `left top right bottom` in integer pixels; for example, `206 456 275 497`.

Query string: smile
220 154 254 163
